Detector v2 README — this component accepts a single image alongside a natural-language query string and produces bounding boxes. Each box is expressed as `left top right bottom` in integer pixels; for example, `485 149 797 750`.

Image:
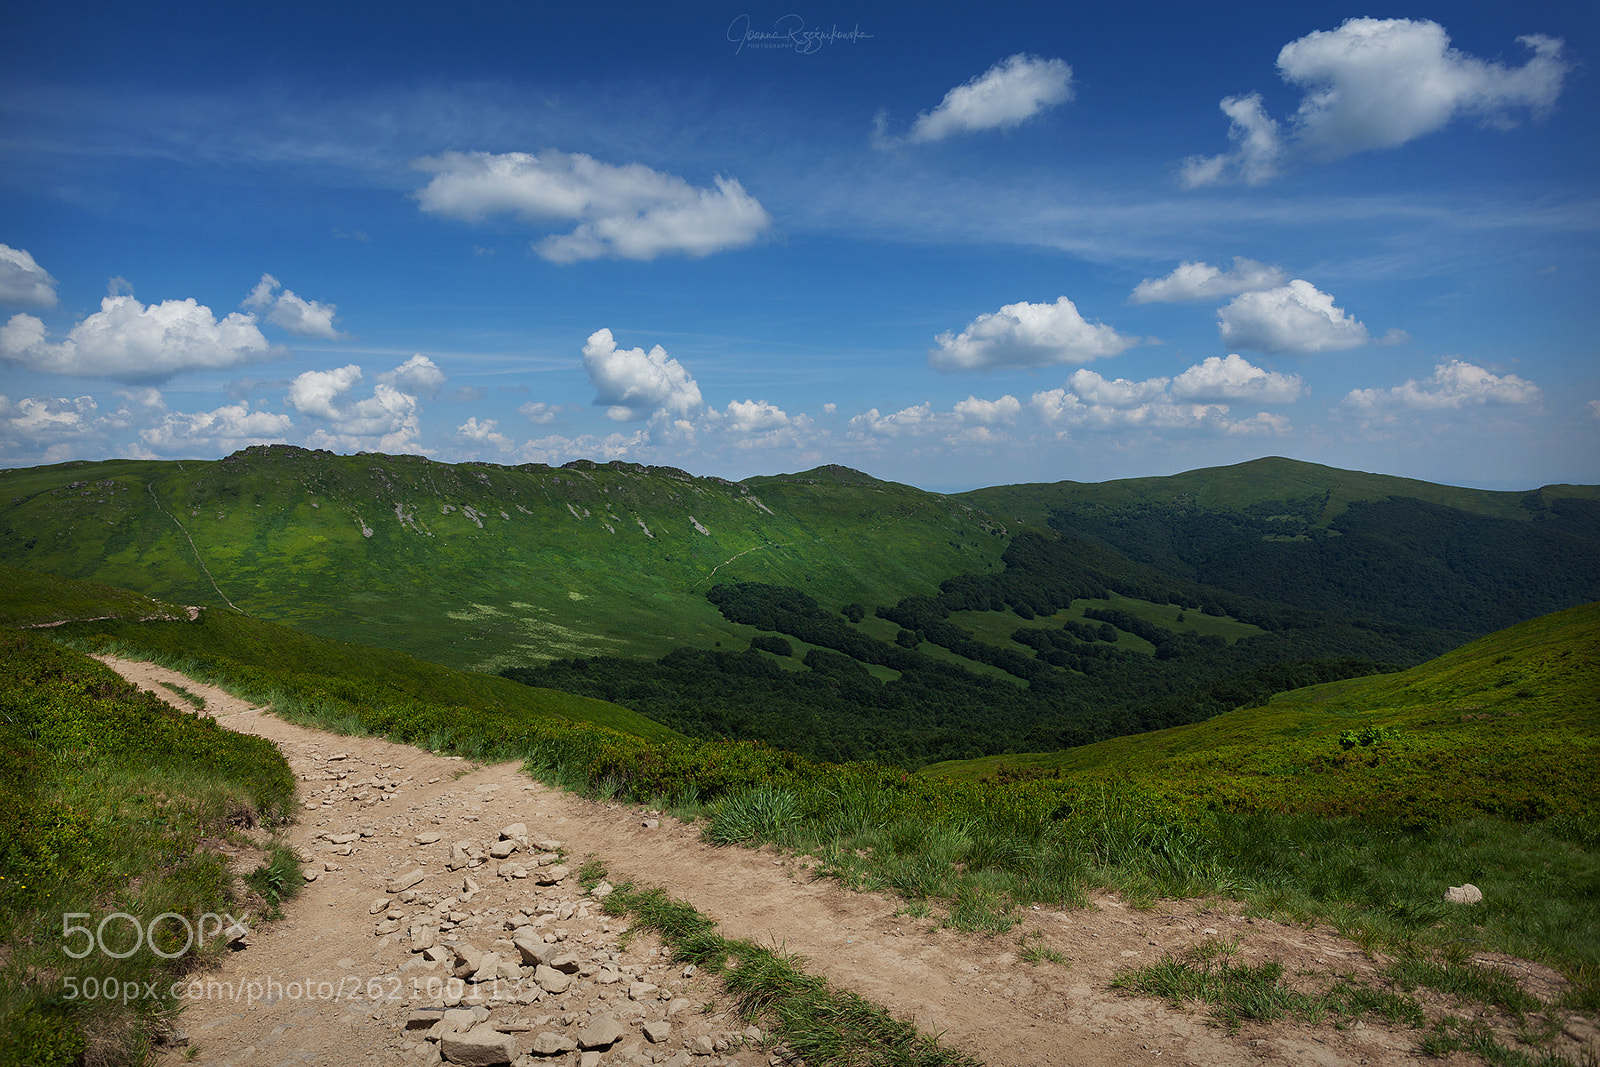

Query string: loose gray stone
388 868 426 893
575 1013 626 1049
529 1031 576 1055
642 1019 672 1043
534 964 570 994
534 864 570 886
1444 883 1484 905
440 1026 517 1065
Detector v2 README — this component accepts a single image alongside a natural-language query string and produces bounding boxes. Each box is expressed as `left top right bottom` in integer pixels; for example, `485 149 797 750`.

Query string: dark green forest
505 531 1448 767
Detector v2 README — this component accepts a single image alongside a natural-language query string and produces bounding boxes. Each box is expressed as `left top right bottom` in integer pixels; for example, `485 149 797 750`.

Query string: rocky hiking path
99 654 1465 1067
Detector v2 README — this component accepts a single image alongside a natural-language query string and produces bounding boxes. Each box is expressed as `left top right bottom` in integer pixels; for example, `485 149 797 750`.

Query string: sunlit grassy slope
958 454 1600 527
0 564 676 742
0 449 1006 671
923 602 1599 823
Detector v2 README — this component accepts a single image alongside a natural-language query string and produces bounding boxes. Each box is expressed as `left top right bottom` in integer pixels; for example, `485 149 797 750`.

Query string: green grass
922 602 1598 826
34 585 677 743
0 629 299 1067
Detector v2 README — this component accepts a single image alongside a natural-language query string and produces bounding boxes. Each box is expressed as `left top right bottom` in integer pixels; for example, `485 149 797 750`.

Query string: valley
1 449 1596 1067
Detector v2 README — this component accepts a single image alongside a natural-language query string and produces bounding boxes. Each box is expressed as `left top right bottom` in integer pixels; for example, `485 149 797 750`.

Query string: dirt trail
100 654 1465 1067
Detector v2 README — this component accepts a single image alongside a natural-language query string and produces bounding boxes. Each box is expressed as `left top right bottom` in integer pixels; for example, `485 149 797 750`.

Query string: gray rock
440 1026 517 1065
642 1019 672 1043
533 964 571 994
1444 883 1484 905
529 1031 576 1055
388 868 426 893
534 864 570 886
575 1013 626 1049
404 1008 445 1030
471 952 502 983
513 936 553 967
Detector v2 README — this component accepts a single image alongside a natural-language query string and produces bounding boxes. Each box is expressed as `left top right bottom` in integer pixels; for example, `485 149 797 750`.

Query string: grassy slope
924 601 1599 822
0 564 676 743
958 455 1600 527
0 450 1005 671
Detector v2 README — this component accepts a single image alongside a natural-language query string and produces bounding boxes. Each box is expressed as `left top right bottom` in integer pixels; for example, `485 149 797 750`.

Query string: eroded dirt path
99 654 1496 1067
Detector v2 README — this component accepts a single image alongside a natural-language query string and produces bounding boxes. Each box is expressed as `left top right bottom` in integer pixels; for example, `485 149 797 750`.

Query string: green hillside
924 601 1599 823
0 448 1004 672
0 564 675 743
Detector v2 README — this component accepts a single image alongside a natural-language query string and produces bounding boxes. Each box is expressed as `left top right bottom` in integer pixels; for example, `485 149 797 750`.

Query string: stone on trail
534 864 570 886
440 1025 517 1065
368 897 391 915
470 952 502 983
642 1019 672 1043
576 1013 626 1049
388 868 426 893
489 839 517 859
415 831 443 845
529 1031 576 1055
500 822 528 844
533 964 571 994
512 936 552 967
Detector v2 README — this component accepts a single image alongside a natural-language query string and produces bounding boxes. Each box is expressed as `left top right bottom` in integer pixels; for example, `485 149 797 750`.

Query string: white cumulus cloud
1182 18 1569 186
456 416 516 452
952 395 1022 425
413 150 770 263
725 399 792 433
379 354 446 397
1171 354 1305 402
242 274 346 339
139 401 294 453
1217 280 1369 355
1342 359 1541 411
287 361 422 450
931 296 1137 372
1131 257 1288 303
1027 361 1298 437
0 245 58 308
849 403 937 437
892 54 1074 145
582 328 704 422
0 293 273 382
518 401 559 424
0 392 98 446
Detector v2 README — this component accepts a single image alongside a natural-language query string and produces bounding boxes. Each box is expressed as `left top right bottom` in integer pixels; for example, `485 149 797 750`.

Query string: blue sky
1 1 1595 491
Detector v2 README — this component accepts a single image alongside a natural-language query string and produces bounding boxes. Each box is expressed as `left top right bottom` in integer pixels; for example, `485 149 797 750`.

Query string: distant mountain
960 457 1600 635
4 447 1595 767
0 446 1006 671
